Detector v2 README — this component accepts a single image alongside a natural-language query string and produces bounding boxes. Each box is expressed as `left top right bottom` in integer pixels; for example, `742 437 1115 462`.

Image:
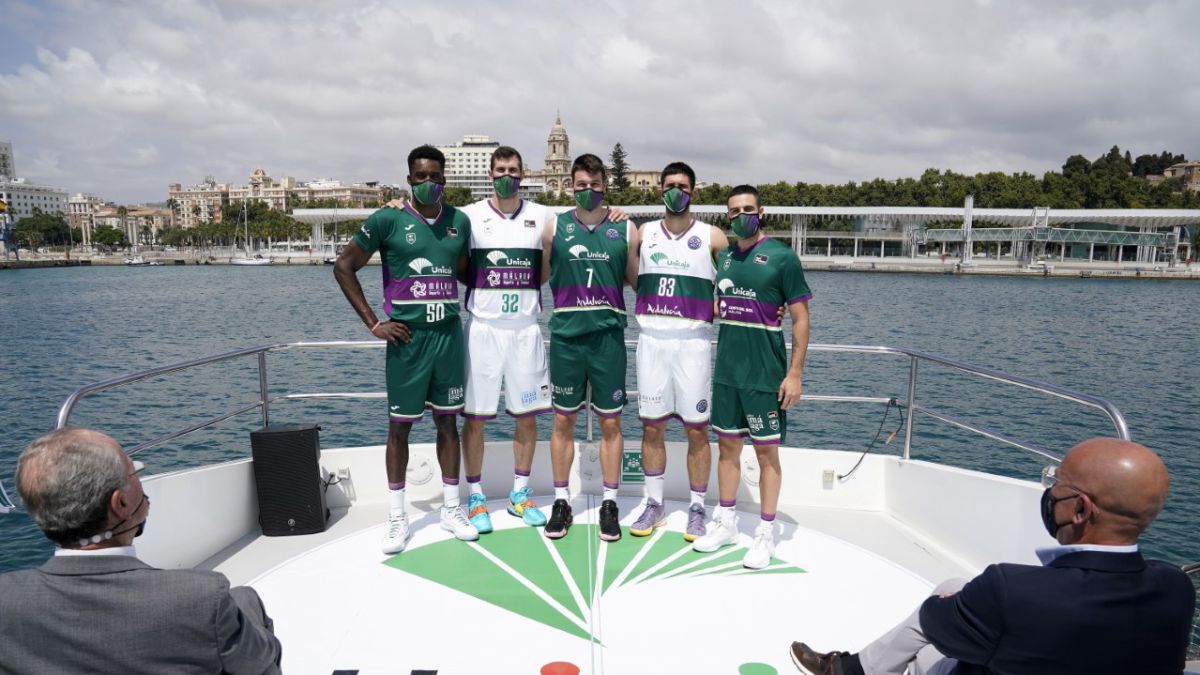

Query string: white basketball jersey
635 219 716 337
463 199 548 325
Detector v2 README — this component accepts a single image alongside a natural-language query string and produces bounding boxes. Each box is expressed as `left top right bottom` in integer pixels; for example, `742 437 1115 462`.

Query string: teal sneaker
467 492 493 534
508 486 548 527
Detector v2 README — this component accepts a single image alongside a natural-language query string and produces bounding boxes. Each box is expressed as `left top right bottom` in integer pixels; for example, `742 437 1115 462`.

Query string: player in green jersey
334 145 479 555
541 153 640 542
693 184 812 569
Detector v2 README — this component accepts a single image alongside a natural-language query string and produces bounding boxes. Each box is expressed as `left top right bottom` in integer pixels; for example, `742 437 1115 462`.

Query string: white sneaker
692 510 739 553
441 504 480 541
381 511 410 554
743 520 776 569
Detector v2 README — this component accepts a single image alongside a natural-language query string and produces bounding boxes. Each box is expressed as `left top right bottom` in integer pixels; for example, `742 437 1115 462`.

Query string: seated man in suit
0 427 282 674
790 437 1194 675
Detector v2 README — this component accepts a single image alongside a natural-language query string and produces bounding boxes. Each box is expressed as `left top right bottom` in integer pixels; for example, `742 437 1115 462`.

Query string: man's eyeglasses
1041 465 1100 506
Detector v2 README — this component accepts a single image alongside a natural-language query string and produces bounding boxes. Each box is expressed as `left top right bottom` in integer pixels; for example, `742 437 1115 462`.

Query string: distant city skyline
1 1 1197 203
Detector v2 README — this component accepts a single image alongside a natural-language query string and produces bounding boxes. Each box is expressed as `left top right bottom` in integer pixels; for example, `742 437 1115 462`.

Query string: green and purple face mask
411 180 444 205
730 212 761 239
493 175 520 199
574 188 604 211
663 187 691 214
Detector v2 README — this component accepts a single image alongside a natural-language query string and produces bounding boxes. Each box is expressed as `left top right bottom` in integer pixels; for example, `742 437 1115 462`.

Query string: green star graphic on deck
384 525 804 640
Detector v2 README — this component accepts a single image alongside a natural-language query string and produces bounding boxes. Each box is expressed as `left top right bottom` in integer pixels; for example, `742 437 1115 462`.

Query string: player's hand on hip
372 320 412 345
778 374 802 409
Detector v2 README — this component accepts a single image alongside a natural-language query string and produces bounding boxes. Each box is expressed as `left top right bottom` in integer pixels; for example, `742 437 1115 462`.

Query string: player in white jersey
629 162 728 541
459 146 557 532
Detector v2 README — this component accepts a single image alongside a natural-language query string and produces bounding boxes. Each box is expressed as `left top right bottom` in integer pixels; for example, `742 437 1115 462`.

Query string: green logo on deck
384 525 803 641
621 450 644 484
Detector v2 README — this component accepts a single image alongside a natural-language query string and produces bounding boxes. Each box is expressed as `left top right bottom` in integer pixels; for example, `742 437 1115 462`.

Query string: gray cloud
0 0 1196 203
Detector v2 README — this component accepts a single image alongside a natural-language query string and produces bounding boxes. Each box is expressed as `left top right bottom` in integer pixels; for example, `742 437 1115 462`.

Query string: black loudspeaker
250 424 329 536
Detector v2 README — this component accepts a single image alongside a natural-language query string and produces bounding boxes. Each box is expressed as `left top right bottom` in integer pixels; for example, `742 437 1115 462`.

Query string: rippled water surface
1 265 1196 570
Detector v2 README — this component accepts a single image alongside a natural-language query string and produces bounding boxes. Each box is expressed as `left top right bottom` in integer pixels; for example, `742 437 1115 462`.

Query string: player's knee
463 417 485 435
552 414 576 434
388 422 412 441
642 422 666 443
685 427 710 448
599 417 622 439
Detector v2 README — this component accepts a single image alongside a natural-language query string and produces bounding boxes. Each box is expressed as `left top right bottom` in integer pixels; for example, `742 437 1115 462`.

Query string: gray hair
16 428 128 546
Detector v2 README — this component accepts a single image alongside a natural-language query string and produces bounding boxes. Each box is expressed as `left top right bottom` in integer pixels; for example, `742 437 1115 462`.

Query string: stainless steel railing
49 340 1128 461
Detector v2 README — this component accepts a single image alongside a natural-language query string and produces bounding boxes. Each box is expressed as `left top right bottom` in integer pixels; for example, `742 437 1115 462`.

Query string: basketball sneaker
743 520 776 569
629 499 665 536
440 504 480 541
381 511 410 554
693 509 738 553
599 499 622 541
508 486 547 527
544 499 573 539
684 503 706 542
467 492 493 534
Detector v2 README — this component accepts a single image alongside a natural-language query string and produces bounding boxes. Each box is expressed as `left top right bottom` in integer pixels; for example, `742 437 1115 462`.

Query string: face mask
574 188 604 211
663 187 691 214
1039 488 1078 539
730 213 761 239
75 494 149 546
411 180 444 205
493 175 520 199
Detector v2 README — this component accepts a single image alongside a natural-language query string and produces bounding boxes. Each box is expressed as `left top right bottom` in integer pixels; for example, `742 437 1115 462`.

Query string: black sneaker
599 499 621 541
544 499 573 539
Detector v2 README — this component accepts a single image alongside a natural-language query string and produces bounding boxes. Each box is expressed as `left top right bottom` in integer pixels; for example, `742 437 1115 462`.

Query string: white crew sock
717 504 736 522
388 487 406 515
689 487 706 508
443 481 460 509
513 471 530 492
645 474 665 504
554 482 570 501
603 483 619 502
467 479 483 497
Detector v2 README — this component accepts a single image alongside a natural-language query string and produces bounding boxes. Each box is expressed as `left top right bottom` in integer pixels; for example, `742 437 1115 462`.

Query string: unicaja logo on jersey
650 252 690 269
718 278 757 299
486 250 508 265
568 245 611 261
409 258 432 273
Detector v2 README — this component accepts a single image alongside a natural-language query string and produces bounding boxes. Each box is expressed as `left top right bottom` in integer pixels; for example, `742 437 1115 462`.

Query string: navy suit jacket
919 550 1194 675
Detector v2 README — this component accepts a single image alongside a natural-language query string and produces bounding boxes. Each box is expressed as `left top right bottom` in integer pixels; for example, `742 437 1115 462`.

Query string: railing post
258 351 270 428
585 384 594 443
903 355 918 460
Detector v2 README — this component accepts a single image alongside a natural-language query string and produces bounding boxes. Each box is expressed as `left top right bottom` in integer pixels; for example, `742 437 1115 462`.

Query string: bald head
1058 437 1169 543
16 427 129 546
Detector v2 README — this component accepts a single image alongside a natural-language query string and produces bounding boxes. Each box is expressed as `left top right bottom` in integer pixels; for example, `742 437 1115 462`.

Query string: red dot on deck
541 662 581 675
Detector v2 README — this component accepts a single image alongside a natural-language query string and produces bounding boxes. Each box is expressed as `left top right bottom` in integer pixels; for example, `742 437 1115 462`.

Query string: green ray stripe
383 538 592 640
623 536 693 586
601 531 659 594
548 524 598 608
649 545 744 580
474 527 585 621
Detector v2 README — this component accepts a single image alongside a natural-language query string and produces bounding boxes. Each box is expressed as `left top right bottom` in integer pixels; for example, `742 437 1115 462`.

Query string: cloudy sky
1 0 1197 204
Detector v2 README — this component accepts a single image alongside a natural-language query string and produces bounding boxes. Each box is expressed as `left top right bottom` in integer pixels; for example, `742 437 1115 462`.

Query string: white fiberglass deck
133 441 1056 674
228 497 935 674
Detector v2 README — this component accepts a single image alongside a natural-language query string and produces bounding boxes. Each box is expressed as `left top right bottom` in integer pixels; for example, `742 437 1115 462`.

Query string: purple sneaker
684 503 706 542
629 499 665 537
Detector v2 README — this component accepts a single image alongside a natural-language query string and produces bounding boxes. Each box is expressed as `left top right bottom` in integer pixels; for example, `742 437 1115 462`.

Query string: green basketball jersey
548 210 630 338
713 237 812 392
351 203 470 326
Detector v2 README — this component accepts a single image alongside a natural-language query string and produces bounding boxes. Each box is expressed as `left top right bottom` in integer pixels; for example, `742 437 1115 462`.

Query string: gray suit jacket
0 555 282 675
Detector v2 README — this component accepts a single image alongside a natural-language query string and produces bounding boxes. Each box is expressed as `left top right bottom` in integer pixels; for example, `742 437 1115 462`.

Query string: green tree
13 209 71 248
92 224 128 248
443 187 473 207
610 143 630 192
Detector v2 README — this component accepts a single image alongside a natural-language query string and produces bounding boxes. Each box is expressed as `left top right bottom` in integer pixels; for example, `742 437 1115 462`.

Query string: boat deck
200 494 972 674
